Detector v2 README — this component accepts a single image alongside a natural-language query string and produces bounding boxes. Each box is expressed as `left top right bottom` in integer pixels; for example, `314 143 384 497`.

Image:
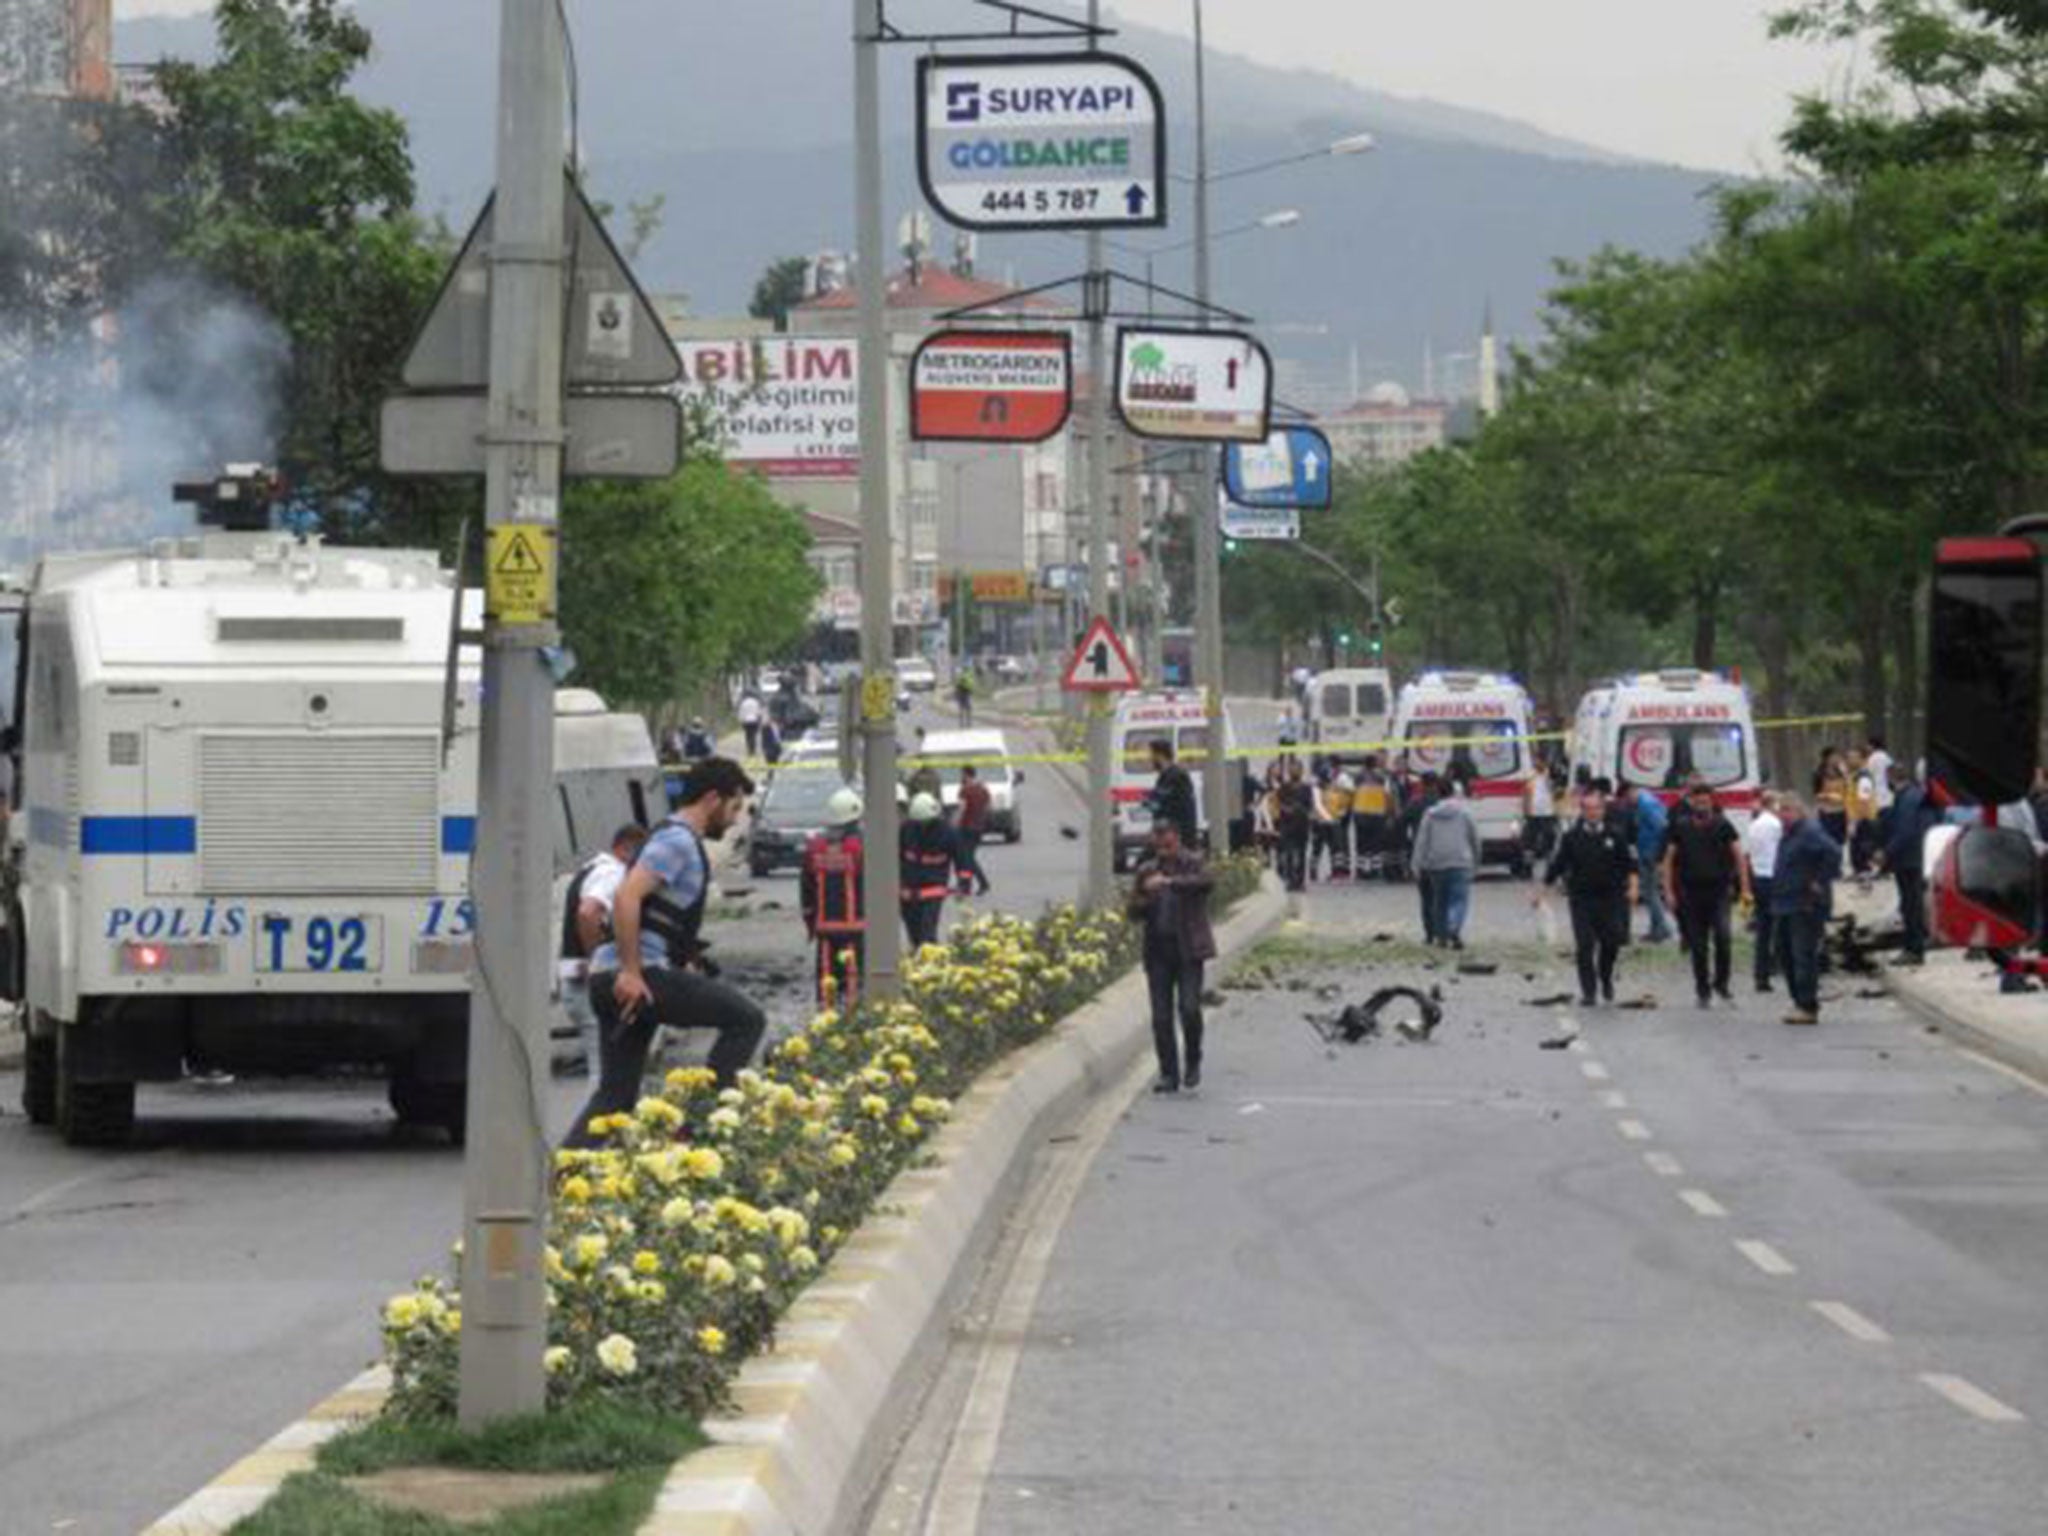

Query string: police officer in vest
801 786 867 1003
564 756 765 1149
900 791 959 949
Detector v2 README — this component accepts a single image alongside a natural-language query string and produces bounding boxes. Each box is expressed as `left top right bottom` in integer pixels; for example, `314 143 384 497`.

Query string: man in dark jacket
1539 784 1639 1007
1661 782 1751 1006
1148 738 1199 847
1127 817 1217 1095
1770 791 1842 1024
899 791 959 949
1878 765 1937 963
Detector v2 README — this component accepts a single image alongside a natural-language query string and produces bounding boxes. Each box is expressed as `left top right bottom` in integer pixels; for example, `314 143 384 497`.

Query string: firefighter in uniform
800 787 867 1004
900 791 959 949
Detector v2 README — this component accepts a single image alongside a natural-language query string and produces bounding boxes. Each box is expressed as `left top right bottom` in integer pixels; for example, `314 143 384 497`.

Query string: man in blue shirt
1618 784 1673 942
1770 791 1843 1025
1878 764 1938 963
565 756 765 1148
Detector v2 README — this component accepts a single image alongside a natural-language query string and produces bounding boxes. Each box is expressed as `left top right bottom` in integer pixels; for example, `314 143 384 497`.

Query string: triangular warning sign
494 530 546 576
1061 617 1143 693
401 170 680 391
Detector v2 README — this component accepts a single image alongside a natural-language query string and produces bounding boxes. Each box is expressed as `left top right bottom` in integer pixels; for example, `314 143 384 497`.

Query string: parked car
914 727 1024 842
745 767 854 877
898 656 939 693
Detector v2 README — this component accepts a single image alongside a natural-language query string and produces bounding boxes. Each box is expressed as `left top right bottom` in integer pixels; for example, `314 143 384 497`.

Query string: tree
153 0 447 523
558 460 820 710
748 256 811 331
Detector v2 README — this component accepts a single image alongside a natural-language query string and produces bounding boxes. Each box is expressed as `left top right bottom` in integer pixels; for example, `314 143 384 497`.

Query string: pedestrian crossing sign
1062 617 1142 692
485 523 556 625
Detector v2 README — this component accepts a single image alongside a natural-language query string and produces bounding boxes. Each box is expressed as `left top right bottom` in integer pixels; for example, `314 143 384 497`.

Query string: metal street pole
1190 0 1231 848
1083 0 1114 908
458 0 564 1427
854 0 902 989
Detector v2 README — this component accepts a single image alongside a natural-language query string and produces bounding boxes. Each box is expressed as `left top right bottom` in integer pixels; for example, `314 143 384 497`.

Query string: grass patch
318 1401 701 1477
230 1464 670 1536
1222 923 1722 989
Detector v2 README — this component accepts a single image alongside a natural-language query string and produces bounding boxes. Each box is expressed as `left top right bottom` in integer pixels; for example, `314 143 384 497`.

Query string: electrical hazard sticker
486 524 556 626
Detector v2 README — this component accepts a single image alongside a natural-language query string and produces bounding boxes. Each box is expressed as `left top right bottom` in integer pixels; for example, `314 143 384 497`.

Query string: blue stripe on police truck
441 816 477 854
67 815 477 856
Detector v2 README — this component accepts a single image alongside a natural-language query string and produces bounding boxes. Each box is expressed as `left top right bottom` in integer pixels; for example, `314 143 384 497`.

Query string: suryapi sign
918 52 1168 232
911 329 1073 443
1115 327 1273 443
672 335 859 479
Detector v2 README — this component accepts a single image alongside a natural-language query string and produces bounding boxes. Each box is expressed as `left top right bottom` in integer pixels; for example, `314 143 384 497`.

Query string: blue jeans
1775 909 1824 1013
1639 853 1672 939
1430 868 1473 943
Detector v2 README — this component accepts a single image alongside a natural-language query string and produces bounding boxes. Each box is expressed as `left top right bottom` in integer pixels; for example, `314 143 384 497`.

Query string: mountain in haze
113 1 1728 395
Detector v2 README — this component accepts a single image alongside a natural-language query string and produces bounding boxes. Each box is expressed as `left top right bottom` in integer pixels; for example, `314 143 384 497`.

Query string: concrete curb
139 1366 392 1534
1884 959 2048 1088
637 876 1289 1536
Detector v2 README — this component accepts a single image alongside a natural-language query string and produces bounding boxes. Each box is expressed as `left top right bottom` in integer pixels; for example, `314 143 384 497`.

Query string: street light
1176 131 1377 187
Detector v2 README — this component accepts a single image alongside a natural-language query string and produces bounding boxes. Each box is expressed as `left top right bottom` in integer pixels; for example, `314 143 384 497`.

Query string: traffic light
1367 621 1385 656
1337 629 1353 647
1224 537 1240 555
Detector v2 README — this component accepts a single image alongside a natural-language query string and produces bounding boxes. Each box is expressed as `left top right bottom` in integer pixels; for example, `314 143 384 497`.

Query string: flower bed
382 862 1263 1422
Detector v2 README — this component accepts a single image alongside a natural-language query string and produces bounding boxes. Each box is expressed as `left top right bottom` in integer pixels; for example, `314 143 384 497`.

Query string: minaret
1478 302 1501 419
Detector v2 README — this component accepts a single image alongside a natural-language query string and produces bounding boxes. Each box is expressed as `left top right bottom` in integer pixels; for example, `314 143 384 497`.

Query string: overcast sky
114 0 1858 173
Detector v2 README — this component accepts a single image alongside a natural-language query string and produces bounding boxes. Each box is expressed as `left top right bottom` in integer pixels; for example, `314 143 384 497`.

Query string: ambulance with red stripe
1390 671 1539 870
1110 690 1235 873
1569 669 1761 830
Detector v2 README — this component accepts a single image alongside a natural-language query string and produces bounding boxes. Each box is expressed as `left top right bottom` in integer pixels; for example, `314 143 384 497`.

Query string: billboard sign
1220 499 1299 541
911 329 1073 442
672 336 859 479
1221 425 1334 510
917 52 1168 232
1115 328 1273 443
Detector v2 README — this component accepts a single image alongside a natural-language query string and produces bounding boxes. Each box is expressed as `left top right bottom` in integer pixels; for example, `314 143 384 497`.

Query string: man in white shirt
737 690 764 758
558 823 648 1075
1865 736 1895 813
1742 791 1784 994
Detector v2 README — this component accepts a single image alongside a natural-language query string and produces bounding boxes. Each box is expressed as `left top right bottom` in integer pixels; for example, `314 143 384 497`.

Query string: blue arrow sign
1220 425 1335 510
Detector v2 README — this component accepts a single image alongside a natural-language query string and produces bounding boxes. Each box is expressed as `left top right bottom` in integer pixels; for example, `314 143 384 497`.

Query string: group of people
1247 753 1407 889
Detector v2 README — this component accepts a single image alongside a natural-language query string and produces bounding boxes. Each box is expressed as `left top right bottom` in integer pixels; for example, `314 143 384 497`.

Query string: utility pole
1083 0 1114 908
1190 0 1231 848
854 0 902 989
457 0 564 1426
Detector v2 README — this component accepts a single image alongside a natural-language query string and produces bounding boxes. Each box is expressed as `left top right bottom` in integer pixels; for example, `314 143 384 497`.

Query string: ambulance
1 530 482 1145
1390 670 1540 870
1570 669 1761 829
1110 690 1235 872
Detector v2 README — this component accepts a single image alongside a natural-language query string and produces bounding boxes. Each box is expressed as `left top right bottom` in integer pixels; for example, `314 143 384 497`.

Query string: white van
1391 670 1538 870
1110 691 1235 871
1307 667 1394 762
1571 669 1760 829
915 727 1024 842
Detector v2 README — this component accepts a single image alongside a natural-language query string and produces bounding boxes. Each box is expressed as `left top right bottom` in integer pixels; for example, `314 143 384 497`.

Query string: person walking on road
1275 756 1315 894
1128 817 1216 1095
800 787 867 1004
1539 784 1639 1007
900 792 958 949
1617 783 1673 942
1322 763 1357 880
954 763 994 896
1414 780 1481 948
738 689 764 759
1771 791 1842 1025
559 822 650 1076
1743 790 1784 993
1878 764 1937 965
1661 782 1751 1006
681 717 714 761
1147 738 1199 847
1404 772 1441 937
565 757 765 1149
1522 761 1560 872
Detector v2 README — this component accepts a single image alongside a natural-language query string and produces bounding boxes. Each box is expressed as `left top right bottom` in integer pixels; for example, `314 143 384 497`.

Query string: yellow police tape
678 711 1870 778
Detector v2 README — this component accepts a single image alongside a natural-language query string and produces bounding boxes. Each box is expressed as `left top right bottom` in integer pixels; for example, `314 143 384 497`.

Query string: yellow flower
683 1147 725 1181
860 1094 889 1119
571 1233 608 1270
636 1279 667 1305
702 1255 737 1289
383 1294 422 1331
637 1096 684 1129
595 1333 638 1378
440 1308 462 1336
829 1140 859 1168
665 1067 716 1092
543 1345 571 1375
559 1176 593 1205
632 1249 661 1276
696 1325 727 1356
659 1197 692 1229
790 1245 819 1273
896 1112 921 1137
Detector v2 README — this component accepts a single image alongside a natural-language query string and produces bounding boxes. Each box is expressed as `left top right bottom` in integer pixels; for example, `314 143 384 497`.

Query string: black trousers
1776 909 1824 1013
1749 876 1775 986
955 829 990 894
1416 869 1437 941
1569 893 1629 1001
902 897 946 948
1676 886 1733 997
1277 829 1309 892
1895 870 1927 958
743 721 761 756
1143 934 1204 1085
564 966 767 1149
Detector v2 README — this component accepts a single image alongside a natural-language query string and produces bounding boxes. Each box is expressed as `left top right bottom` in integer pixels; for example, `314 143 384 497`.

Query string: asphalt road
888 875 2048 1536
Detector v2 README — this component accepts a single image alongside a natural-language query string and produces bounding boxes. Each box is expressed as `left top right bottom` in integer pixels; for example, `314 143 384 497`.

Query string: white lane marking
1955 1048 2048 1101
1580 1061 1611 1082
1918 1373 2026 1424
1616 1118 1653 1141
1735 1239 1798 1277
1679 1188 1728 1219
1643 1151 1684 1177
1810 1300 1890 1344
1238 1102 1265 1116
1598 1090 1629 1110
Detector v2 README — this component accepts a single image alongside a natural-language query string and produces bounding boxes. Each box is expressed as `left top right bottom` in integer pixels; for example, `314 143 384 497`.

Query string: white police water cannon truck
1 469 484 1145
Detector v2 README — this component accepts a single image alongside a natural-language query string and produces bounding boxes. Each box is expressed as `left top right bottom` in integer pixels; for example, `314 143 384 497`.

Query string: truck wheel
21 1028 55 1126
390 1074 467 1145
55 1024 135 1147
